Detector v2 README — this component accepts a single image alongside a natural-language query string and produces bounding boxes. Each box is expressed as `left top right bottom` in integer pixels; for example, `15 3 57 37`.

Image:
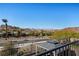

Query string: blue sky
0 3 79 29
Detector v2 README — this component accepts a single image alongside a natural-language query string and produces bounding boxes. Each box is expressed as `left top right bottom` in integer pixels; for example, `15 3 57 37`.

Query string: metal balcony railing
36 40 79 56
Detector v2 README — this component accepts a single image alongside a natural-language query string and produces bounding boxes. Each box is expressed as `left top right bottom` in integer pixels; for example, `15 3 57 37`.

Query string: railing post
70 44 74 51
68 45 71 56
50 51 54 56
64 46 67 56
63 47 65 56
65 46 68 56
66 46 68 56
35 44 38 55
46 53 48 56
53 50 57 56
58 48 61 56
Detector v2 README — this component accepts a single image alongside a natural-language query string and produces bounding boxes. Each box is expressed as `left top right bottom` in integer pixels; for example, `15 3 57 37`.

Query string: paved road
0 38 49 50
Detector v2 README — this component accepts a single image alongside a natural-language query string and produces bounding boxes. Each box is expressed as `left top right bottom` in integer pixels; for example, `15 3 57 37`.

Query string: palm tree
2 19 8 40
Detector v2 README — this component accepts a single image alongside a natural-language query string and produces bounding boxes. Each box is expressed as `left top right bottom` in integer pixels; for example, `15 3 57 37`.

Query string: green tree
50 30 78 42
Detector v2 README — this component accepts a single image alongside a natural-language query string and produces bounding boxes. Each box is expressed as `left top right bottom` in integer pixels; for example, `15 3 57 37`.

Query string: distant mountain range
0 25 79 32
63 27 79 32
